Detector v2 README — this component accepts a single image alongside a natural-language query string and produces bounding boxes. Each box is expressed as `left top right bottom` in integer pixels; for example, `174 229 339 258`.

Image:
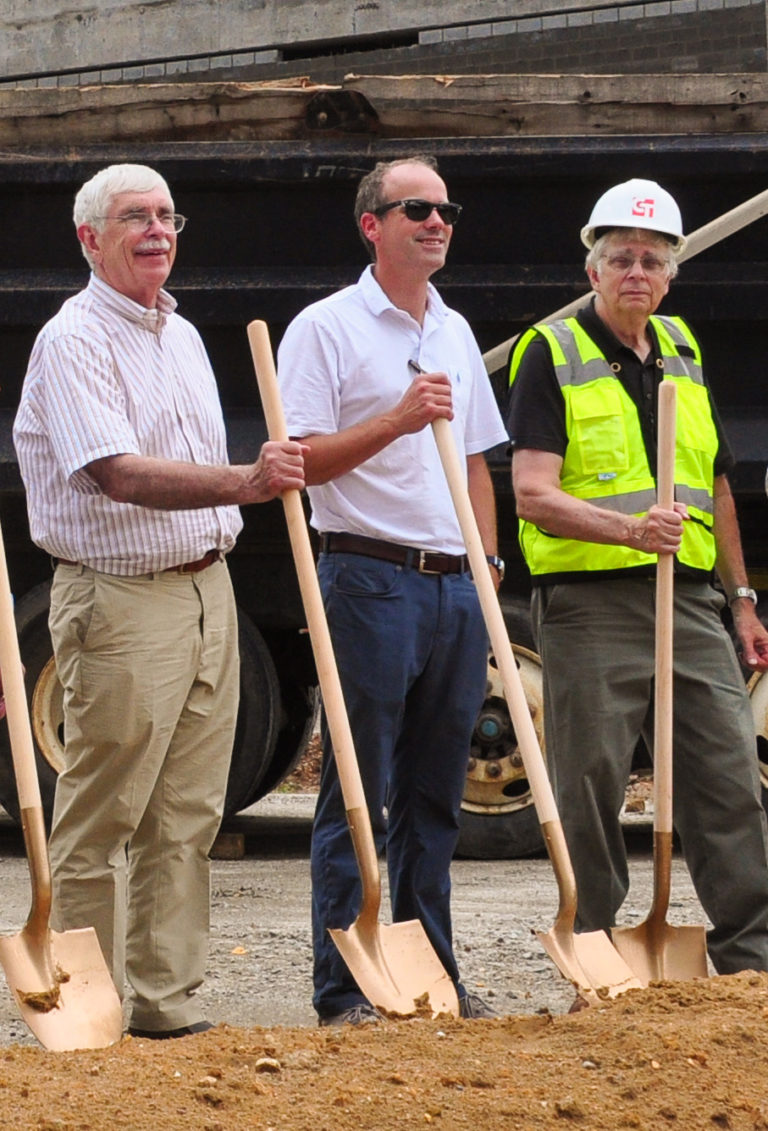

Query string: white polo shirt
278 265 507 556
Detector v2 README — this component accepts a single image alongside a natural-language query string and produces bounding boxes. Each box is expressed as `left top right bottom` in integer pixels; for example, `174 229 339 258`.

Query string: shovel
611 380 709 983
0 518 122 1050
247 319 459 1019
431 414 642 1003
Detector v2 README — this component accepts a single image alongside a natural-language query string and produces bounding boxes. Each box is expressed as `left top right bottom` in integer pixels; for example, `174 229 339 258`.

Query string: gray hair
586 227 679 280
354 155 439 261
73 164 173 268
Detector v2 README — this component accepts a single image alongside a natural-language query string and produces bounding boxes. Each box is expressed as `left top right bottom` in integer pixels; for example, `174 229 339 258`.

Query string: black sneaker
127 1020 215 1040
458 993 499 1019
318 1003 383 1028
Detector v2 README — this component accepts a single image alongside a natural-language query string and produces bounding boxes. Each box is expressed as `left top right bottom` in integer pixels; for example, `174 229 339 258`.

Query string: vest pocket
675 382 718 458
569 389 630 475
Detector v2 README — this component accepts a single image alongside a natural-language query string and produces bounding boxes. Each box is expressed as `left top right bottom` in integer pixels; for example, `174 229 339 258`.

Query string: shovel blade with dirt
0 518 122 1050
431 414 642 1003
611 380 709 985
536 819 643 1004
330 902 459 1017
0 895 124 1051
248 319 459 1019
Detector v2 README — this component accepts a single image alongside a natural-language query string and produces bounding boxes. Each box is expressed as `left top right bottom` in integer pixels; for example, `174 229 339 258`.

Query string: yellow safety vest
510 315 717 580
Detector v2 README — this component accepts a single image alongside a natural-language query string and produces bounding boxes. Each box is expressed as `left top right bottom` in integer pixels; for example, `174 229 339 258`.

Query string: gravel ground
0 795 712 1046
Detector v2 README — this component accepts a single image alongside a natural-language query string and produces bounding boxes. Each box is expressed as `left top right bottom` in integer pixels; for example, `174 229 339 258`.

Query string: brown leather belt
320 533 468 575
55 549 221 574
170 549 221 573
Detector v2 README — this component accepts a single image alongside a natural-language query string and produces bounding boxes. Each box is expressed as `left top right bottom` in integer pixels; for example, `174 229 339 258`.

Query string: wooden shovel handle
247 320 381 912
0 515 52 932
432 418 582 930
654 380 677 835
0 522 41 810
432 419 561 824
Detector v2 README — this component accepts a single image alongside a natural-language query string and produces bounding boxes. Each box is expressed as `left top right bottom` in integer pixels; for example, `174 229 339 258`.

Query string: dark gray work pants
533 576 768 974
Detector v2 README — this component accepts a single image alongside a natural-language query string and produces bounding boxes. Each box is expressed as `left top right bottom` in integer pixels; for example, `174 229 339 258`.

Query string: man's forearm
713 474 751 595
298 417 400 485
87 447 304 509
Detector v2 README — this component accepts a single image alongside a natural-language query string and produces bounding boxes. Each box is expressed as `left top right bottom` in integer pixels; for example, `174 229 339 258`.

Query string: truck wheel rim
30 656 65 774
463 645 543 816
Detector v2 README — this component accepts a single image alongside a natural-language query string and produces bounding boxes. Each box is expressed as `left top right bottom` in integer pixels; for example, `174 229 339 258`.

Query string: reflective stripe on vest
515 315 717 578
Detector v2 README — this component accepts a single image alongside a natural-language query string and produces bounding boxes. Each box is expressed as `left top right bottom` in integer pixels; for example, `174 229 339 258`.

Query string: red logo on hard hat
632 197 655 218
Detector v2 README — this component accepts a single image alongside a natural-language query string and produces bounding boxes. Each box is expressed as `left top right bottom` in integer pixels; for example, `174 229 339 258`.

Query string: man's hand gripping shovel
248 320 459 1019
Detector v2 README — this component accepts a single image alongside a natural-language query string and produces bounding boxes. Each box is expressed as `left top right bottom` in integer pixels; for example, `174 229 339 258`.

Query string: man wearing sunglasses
278 155 508 1027
508 178 768 980
13 163 305 1039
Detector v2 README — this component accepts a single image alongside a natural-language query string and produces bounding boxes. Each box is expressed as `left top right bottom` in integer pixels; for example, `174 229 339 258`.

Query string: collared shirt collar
576 295 660 365
358 263 448 325
88 273 177 334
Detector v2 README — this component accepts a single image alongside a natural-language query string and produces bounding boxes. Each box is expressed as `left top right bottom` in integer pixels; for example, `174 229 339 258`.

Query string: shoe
458 992 499 1019
568 993 590 1014
318 1003 383 1028
127 1020 215 1040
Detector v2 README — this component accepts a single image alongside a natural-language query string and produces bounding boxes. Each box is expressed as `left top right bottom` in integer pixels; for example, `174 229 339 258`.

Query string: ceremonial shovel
431 414 642 1004
611 380 709 983
0 516 122 1050
248 319 459 1018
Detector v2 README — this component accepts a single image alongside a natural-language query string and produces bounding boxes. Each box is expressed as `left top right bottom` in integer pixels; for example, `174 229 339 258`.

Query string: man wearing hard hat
507 178 768 975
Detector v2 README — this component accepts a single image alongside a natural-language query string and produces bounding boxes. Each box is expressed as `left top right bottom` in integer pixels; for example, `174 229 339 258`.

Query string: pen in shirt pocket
408 359 460 385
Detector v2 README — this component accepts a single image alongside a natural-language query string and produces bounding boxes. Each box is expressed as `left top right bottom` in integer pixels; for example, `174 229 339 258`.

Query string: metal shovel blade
0 923 123 1051
536 927 642 1005
535 819 643 1003
330 917 459 1017
611 830 709 984
612 921 708 985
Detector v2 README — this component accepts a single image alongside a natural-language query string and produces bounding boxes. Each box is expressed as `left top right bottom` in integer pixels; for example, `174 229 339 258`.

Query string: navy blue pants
311 551 488 1018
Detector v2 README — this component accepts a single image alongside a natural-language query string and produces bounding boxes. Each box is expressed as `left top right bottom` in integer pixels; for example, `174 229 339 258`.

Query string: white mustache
136 238 171 253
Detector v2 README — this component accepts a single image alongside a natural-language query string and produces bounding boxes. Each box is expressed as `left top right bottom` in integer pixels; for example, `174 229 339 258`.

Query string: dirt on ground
0 751 765 1129
0 972 766 1129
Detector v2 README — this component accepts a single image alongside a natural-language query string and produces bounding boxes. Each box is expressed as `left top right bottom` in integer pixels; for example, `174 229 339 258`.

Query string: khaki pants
48 559 239 1030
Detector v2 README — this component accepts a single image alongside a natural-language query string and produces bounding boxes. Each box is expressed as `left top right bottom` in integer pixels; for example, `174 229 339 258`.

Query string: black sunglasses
373 198 463 225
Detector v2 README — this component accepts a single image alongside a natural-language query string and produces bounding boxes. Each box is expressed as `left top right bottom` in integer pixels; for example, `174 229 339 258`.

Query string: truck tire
455 642 545 860
0 580 282 824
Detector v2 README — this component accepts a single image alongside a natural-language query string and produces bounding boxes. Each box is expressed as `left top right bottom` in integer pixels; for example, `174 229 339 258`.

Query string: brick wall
5 0 766 88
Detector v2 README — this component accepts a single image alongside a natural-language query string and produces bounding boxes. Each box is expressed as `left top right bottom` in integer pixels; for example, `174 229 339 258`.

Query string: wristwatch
485 555 505 582
729 586 758 606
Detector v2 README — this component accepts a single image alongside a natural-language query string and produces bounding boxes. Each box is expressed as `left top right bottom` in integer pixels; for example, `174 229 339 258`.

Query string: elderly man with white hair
13 163 305 1038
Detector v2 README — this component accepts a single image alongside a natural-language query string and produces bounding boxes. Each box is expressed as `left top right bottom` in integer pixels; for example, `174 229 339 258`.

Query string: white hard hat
580 178 686 253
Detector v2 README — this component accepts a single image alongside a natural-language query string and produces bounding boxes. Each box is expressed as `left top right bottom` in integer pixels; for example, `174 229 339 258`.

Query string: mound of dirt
4 971 768 1129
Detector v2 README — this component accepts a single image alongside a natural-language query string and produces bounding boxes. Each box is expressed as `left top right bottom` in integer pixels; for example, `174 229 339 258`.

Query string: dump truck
2 73 768 857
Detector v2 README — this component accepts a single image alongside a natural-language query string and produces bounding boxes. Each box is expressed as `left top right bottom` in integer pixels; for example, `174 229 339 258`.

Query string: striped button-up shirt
14 274 243 575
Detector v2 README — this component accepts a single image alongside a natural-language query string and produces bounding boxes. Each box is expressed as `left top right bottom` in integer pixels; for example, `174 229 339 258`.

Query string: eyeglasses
602 253 669 275
373 198 463 225
96 211 188 233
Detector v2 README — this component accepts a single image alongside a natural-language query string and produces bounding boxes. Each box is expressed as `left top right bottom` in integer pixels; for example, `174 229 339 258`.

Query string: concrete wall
2 0 765 82
0 1 615 78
